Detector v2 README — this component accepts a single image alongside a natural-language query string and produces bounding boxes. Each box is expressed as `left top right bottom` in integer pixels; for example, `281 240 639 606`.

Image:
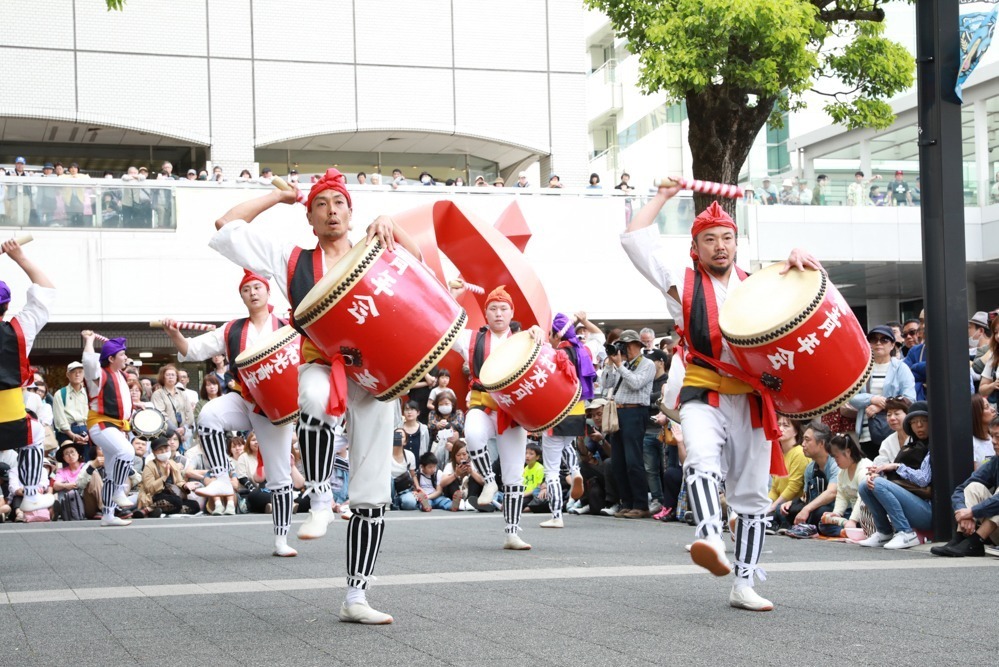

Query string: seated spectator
391 428 418 511
846 325 916 459
576 399 617 515
873 396 912 465
232 432 264 516
52 442 87 521
131 437 149 475
653 420 685 521
428 390 463 457
400 400 430 460
522 442 546 511
932 415 999 557
415 452 451 510
440 440 475 511
972 394 996 468
76 446 106 519
857 401 932 549
767 417 808 519
779 421 839 537
138 437 200 516
819 432 872 536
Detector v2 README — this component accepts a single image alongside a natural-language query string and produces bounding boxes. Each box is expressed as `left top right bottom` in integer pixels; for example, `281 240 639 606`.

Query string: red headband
485 285 514 308
689 201 737 261
239 269 269 292
306 168 352 212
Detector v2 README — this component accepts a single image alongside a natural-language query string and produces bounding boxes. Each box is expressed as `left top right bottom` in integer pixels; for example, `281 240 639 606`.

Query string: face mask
421 176 431 184
155 452 170 462
438 405 453 415
970 336 980 347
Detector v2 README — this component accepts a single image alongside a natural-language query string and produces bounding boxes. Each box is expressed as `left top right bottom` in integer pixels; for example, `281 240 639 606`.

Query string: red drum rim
529 382 582 433
271 410 300 426
721 270 828 347
478 333 542 391
293 241 383 328
776 357 873 420
234 326 300 369
375 309 468 401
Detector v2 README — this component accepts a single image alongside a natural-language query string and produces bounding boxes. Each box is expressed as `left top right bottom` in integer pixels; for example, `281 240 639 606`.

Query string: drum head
479 331 537 389
234 326 300 368
293 241 382 324
719 263 824 340
132 408 166 438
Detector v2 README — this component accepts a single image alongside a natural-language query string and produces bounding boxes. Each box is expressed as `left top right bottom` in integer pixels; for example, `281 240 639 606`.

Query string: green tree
586 0 914 214
106 0 125 10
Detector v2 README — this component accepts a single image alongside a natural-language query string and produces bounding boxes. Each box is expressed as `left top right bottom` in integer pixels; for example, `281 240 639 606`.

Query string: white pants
464 408 527 485
197 391 293 489
541 434 574 478
679 395 770 516
89 423 135 468
299 362 393 509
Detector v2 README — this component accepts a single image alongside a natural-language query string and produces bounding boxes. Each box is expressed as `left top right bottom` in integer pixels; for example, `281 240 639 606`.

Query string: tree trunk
685 87 777 218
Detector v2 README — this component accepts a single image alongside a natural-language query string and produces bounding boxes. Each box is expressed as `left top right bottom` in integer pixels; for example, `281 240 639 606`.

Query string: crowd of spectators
745 170 921 207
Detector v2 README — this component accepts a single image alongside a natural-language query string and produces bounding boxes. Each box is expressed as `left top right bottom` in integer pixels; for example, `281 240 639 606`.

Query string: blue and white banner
958 0 999 100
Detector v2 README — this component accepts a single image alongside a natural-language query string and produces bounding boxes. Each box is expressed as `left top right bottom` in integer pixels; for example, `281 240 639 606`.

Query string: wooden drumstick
1 234 34 253
150 320 217 331
655 176 744 200
447 279 485 295
271 176 291 191
92 333 109 343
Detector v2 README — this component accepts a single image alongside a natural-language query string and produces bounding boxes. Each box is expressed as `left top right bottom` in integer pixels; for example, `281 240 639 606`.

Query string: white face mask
970 336 980 347
155 452 170 462
421 175 431 184
438 405 453 415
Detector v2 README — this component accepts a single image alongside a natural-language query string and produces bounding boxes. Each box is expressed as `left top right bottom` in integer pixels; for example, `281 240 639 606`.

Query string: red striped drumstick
447 279 485 295
149 320 217 331
656 177 744 200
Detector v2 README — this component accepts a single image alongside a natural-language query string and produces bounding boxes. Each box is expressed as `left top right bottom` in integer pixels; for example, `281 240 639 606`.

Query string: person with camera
621 185 821 612
642 348 671 517
601 330 656 519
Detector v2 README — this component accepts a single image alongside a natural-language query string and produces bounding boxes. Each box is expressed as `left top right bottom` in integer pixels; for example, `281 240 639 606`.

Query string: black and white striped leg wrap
199 428 230 479
270 484 293 537
733 513 769 585
346 506 386 590
297 413 335 498
545 474 563 520
468 447 495 485
502 484 525 534
17 445 43 496
561 442 580 477
685 468 723 539
101 458 132 514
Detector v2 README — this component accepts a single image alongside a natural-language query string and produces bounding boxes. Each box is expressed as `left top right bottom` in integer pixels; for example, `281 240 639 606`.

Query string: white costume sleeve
452 329 473 362
177 328 226 363
14 284 56 354
82 351 102 386
208 220 295 299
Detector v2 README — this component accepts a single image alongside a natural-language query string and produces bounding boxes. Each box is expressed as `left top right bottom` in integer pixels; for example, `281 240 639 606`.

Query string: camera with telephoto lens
604 340 627 356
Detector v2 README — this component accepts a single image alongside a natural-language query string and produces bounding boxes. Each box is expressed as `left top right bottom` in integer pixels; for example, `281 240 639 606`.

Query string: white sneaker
338 601 393 625
223 500 236 516
478 480 498 506
729 585 774 612
884 530 920 550
210 501 223 516
857 531 893 548
297 508 334 540
690 536 733 576
112 492 135 509
101 514 132 527
600 503 620 517
273 536 298 557
19 493 55 513
568 504 589 515
539 517 564 529
339 504 352 521
195 476 235 498
503 533 532 550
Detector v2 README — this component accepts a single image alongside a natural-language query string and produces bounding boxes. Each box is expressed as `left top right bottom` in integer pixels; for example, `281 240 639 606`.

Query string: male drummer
621 187 820 611
0 239 56 515
448 283 545 549
161 270 296 557
210 167 421 625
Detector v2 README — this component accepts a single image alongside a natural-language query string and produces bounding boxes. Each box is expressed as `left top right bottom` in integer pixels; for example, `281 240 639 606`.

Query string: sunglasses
902 329 919 337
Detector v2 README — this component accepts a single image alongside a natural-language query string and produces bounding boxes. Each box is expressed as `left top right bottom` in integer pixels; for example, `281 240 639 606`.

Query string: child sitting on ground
522 442 548 513
415 452 452 511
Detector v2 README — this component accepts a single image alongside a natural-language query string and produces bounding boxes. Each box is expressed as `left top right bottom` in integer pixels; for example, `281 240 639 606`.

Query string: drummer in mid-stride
160 270 296 557
209 168 421 625
620 185 821 612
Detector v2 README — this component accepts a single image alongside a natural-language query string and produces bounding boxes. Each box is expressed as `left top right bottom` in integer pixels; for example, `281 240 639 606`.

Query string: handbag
867 412 893 448
394 471 414 494
601 377 624 434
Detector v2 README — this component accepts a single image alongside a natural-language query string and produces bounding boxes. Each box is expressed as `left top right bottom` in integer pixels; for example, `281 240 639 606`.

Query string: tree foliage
585 0 915 211
106 0 125 10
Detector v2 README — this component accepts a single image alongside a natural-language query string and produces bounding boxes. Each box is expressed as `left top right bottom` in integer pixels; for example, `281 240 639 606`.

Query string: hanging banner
958 0 999 100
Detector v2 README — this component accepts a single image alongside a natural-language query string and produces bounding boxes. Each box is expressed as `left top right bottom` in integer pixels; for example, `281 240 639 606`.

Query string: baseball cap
67 361 84 371
643 348 669 364
518 171 527 178
866 325 895 343
474 175 486 183
15 157 25 164
187 169 197 175
43 162 54 169
895 170 903 176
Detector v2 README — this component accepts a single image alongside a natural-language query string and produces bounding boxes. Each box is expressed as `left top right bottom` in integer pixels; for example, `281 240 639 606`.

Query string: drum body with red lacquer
478 331 581 431
234 326 302 425
293 241 466 401
718 264 872 419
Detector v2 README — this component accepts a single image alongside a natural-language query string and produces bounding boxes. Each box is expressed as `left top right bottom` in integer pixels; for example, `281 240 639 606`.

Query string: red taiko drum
293 241 466 401
234 326 302 425
478 332 581 431
718 264 872 419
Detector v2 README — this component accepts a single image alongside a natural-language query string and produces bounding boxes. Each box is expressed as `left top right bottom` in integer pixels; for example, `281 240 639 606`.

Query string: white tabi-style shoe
690 536 734 577
195 476 235 498
19 492 55 513
339 601 394 625
503 533 532 550
539 517 564 529
273 536 298 557
297 508 335 540
101 514 132 527
112 492 135 509
729 585 774 612
477 481 498 506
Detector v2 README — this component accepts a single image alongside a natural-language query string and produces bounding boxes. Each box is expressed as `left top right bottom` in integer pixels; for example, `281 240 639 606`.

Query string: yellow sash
302 338 326 364
86 409 130 432
568 399 585 416
683 364 754 395
0 387 26 423
468 388 498 410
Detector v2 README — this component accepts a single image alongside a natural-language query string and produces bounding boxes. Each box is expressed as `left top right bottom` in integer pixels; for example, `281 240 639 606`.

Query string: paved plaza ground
1 511 995 666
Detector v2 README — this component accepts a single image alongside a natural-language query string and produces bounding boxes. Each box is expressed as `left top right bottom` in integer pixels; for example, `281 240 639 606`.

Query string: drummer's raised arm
215 189 298 231
625 183 683 234
779 248 824 274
